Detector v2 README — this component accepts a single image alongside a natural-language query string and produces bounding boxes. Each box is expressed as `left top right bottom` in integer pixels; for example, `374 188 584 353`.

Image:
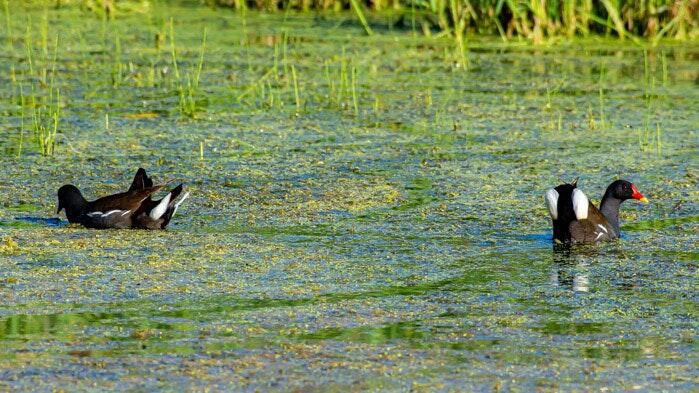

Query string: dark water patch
291 319 503 351
293 320 424 343
0 217 65 228
13 217 65 228
654 250 698 262
535 320 609 335
578 346 644 361
504 233 551 246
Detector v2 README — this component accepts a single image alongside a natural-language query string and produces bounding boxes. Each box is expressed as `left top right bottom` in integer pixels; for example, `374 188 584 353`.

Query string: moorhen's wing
128 168 154 191
569 202 615 243
81 185 165 229
127 168 158 214
90 185 166 213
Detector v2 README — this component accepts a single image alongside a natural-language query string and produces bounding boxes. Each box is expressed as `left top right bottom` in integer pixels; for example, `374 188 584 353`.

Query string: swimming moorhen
127 168 189 229
57 183 167 229
545 179 648 243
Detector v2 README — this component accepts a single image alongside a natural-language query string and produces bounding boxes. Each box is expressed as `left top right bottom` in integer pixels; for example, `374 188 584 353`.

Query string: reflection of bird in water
550 264 590 292
551 245 590 292
550 243 630 293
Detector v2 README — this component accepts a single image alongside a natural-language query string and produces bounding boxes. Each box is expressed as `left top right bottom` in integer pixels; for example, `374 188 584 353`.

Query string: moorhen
126 168 189 229
57 183 168 229
545 179 648 243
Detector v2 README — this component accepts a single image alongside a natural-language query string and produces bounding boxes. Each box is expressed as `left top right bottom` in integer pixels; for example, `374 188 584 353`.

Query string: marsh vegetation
0 1 697 391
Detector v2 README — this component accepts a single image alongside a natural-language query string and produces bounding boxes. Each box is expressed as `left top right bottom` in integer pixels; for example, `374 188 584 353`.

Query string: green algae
0 3 697 392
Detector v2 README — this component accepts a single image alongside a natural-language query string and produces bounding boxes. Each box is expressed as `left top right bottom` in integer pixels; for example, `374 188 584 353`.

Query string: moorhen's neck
65 203 88 223
59 188 89 223
599 191 622 236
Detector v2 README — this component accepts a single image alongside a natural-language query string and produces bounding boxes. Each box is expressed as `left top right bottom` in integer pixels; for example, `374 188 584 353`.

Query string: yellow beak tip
640 197 649 203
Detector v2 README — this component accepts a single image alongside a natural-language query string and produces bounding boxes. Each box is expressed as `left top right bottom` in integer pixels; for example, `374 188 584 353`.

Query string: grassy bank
220 0 698 43
20 0 699 44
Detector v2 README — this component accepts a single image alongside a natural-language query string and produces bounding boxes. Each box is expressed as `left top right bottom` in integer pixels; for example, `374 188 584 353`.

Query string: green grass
291 64 301 111
211 0 699 43
169 20 208 118
0 3 691 159
16 20 61 157
6 0 699 43
2 0 10 50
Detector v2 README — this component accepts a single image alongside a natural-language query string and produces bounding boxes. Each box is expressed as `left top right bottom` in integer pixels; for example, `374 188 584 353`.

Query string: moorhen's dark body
57 184 167 229
57 168 188 230
545 179 648 244
127 168 189 230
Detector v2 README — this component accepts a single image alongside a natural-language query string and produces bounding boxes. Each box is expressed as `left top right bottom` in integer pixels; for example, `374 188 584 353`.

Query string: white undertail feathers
545 189 559 220
149 193 171 220
572 189 589 220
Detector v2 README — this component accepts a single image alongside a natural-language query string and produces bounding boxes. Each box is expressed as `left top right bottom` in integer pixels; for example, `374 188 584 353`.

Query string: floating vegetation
0 3 696 391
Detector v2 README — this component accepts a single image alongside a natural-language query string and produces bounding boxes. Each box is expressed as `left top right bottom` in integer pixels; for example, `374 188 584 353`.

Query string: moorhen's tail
148 184 189 228
545 183 594 243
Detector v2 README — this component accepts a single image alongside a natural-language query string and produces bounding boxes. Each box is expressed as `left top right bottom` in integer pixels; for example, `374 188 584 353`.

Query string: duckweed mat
0 4 697 392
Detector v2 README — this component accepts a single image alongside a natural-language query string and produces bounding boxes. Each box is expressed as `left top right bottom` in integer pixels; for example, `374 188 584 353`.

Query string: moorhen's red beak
631 184 649 203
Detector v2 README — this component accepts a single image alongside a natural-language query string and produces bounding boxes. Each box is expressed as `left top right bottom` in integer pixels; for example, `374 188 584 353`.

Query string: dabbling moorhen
545 179 648 243
57 169 188 230
57 184 167 229
127 168 189 230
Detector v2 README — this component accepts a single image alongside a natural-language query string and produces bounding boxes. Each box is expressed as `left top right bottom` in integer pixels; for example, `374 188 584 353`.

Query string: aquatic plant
169 20 207 118
348 0 373 36
2 0 10 50
71 0 152 18
0 5 695 391
350 62 359 116
212 0 698 43
16 20 61 157
291 64 301 111
111 31 123 87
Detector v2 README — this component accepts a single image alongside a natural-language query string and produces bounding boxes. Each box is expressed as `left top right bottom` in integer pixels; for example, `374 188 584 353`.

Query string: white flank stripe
173 192 190 217
597 224 608 234
120 210 131 217
595 232 604 240
87 211 104 217
102 210 122 217
149 193 171 220
545 189 559 220
572 189 589 220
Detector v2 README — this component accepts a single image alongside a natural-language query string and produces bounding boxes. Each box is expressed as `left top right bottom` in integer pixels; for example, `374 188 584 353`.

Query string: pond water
0 5 697 391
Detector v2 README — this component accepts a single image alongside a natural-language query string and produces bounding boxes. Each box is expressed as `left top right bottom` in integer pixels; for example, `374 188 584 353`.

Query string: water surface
0 5 697 391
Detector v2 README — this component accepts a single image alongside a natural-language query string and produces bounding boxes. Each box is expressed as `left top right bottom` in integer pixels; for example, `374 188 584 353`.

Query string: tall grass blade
348 0 373 36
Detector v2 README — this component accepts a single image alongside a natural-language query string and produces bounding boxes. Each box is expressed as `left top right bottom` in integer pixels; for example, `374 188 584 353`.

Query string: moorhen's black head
57 184 88 216
604 180 648 203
